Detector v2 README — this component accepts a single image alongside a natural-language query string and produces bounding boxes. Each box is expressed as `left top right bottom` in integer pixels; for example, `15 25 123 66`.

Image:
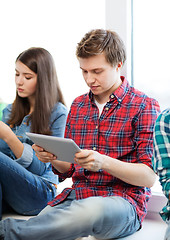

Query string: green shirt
152 108 170 221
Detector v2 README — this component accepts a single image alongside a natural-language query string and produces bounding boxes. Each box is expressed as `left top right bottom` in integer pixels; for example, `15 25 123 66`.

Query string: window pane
133 0 170 111
133 0 170 194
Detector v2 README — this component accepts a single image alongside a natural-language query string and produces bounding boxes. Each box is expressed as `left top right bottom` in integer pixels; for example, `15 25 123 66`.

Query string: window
133 0 170 111
0 0 105 108
133 0 169 205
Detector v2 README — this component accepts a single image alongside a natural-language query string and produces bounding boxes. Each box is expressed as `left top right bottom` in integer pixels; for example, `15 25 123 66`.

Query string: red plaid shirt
49 77 160 224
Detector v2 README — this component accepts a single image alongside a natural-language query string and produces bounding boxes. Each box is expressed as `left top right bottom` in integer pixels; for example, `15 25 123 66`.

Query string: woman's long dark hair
8 47 65 135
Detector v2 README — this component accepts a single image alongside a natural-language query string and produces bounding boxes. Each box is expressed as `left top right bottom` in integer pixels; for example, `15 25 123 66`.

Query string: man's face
78 53 122 104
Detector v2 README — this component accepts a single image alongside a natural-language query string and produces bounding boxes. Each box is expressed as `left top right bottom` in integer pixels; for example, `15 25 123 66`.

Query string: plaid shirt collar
89 76 129 105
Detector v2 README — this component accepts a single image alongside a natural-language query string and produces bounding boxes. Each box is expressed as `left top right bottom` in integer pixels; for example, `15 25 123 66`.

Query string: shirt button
93 147 96 151
105 107 109 111
111 95 114 98
96 126 98 129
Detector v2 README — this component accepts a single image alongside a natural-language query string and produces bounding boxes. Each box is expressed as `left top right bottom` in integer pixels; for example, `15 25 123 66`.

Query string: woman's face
15 60 37 102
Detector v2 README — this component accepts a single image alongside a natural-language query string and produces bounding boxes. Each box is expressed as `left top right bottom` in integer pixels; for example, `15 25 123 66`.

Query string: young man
0 29 160 240
152 109 170 240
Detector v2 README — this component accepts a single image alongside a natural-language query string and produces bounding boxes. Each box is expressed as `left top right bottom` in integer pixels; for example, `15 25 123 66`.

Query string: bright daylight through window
133 0 170 112
133 0 170 194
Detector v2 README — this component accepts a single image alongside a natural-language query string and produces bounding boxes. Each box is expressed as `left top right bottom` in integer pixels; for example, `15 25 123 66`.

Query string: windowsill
147 190 167 216
146 176 167 215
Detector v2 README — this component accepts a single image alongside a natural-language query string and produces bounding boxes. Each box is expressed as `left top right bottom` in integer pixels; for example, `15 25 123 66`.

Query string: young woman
0 47 68 220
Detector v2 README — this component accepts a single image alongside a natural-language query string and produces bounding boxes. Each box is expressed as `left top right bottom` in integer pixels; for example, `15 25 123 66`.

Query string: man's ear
116 62 123 71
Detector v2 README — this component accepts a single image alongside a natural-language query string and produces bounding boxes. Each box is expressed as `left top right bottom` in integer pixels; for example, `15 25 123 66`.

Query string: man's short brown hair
76 29 126 67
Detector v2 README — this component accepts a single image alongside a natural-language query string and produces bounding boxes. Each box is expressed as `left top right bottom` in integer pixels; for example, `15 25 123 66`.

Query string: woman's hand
0 121 24 158
32 144 57 163
75 149 104 172
0 121 13 141
32 144 71 173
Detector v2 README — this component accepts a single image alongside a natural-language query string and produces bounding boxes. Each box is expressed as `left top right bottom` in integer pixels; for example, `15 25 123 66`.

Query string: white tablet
26 132 81 163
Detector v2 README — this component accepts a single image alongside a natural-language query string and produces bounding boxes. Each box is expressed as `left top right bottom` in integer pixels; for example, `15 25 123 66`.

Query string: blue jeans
0 190 140 240
0 152 56 219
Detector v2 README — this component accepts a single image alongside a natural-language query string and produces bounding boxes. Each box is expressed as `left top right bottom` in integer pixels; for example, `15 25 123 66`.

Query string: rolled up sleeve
15 143 33 168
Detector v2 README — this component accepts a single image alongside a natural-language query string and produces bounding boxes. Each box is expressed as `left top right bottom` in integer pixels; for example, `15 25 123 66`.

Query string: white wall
0 0 105 108
105 0 132 82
